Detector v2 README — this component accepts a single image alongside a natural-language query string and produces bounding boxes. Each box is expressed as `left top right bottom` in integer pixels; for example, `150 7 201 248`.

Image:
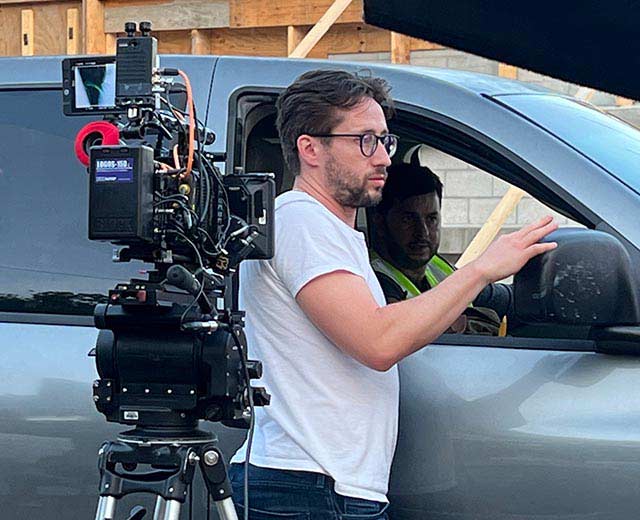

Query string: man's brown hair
276 69 395 176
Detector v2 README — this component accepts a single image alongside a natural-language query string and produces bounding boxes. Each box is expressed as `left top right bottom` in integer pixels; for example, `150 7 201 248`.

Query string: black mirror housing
514 228 640 327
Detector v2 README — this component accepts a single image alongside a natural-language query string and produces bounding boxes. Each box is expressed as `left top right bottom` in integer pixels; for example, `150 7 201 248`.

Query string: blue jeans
228 463 390 520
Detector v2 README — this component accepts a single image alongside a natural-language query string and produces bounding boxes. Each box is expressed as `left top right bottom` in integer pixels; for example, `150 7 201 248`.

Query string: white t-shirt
232 190 399 503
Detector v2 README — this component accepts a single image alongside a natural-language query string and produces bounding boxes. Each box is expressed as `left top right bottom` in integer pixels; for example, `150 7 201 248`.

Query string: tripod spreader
95 437 237 520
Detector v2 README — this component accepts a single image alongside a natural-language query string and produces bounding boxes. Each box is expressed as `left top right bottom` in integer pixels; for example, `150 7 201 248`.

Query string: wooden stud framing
83 0 105 54
390 31 410 64
106 32 116 53
21 9 34 56
287 25 306 56
191 28 210 55
66 7 80 54
289 0 353 58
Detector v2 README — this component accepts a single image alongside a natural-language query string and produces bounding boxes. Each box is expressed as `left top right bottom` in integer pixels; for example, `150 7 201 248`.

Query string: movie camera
62 21 273 520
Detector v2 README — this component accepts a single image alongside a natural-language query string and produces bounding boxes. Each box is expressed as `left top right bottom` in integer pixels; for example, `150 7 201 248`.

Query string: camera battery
89 145 154 242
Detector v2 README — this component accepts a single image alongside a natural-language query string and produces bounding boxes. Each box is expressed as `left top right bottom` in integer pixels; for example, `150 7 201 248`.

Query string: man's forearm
369 261 489 369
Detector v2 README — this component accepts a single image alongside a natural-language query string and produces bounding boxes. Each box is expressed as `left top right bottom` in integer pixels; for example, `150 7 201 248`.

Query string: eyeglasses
308 132 399 158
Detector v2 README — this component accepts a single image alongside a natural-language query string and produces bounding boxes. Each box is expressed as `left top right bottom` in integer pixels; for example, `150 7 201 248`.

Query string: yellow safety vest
370 250 455 299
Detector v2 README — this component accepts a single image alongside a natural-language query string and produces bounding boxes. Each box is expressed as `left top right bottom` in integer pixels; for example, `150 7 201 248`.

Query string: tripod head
92 268 269 437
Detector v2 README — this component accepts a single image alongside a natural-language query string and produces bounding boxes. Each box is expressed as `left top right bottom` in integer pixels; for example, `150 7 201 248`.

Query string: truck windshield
0 88 153 315
495 94 640 196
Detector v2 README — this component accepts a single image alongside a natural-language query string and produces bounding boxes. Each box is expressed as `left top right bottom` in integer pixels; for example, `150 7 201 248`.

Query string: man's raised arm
297 216 557 371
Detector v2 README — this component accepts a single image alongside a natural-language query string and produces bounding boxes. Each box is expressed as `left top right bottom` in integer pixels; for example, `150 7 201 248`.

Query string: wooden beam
498 63 518 79
83 0 105 54
390 31 410 64
455 186 526 268
287 25 305 56
289 0 353 58
0 0 59 4
21 8 34 56
149 23 406 60
210 26 287 56
310 23 390 57
66 7 80 54
410 38 443 51
230 0 362 28
104 0 228 33
156 29 191 53
105 31 116 53
191 28 210 55
92 21 434 61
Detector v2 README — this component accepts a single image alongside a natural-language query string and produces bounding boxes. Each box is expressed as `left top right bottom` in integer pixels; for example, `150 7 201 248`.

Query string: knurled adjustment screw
203 450 219 466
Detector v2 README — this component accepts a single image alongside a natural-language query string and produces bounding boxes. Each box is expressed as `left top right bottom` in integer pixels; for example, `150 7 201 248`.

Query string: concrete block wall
329 48 608 258
418 146 577 256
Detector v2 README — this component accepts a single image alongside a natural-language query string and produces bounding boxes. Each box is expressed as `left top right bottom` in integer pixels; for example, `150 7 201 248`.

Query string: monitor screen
74 63 116 110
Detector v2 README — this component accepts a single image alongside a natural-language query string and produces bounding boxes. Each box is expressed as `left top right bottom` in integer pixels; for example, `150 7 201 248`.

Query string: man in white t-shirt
229 69 558 519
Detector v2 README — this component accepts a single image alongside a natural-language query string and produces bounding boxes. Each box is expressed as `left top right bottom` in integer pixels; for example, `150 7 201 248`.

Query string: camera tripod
94 429 238 520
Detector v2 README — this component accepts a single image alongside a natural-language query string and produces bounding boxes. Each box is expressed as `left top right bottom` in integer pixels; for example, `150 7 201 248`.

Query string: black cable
188 478 193 520
199 153 231 248
192 102 207 226
198 153 219 229
196 226 222 257
199 159 212 224
229 329 255 520
158 96 207 128
167 229 207 327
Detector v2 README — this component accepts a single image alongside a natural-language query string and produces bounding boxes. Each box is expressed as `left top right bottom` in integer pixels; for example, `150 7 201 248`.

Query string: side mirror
514 228 640 327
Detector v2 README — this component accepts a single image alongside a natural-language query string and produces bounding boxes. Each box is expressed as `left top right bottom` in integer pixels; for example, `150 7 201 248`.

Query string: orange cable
177 70 195 179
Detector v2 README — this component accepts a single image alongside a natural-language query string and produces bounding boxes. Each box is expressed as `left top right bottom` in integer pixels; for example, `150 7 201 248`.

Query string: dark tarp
363 0 640 99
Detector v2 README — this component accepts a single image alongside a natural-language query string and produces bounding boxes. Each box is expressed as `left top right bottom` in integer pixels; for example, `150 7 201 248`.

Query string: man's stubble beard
325 154 386 208
381 219 439 271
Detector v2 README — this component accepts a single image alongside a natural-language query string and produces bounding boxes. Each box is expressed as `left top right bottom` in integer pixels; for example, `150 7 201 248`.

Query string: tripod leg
95 496 117 520
162 499 183 520
215 497 239 520
152 496 167 520
199 447 239 520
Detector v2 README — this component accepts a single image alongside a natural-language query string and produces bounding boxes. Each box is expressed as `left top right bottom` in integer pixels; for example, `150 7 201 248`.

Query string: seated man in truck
369 160 513 334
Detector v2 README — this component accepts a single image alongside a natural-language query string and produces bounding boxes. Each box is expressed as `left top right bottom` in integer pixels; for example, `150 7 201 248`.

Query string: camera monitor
62 56 121 116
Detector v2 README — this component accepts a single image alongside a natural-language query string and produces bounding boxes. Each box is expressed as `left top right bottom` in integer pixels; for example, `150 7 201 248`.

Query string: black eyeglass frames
307 132 399 158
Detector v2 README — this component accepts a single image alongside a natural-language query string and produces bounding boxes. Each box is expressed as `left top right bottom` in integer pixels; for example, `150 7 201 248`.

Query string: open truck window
230 93 604 350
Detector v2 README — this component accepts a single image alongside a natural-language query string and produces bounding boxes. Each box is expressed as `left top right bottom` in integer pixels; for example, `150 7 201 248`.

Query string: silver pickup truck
1 55 640 520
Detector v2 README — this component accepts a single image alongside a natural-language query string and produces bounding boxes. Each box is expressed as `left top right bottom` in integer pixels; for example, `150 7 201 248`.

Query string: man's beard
382 221 438 271
326 155 385 208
